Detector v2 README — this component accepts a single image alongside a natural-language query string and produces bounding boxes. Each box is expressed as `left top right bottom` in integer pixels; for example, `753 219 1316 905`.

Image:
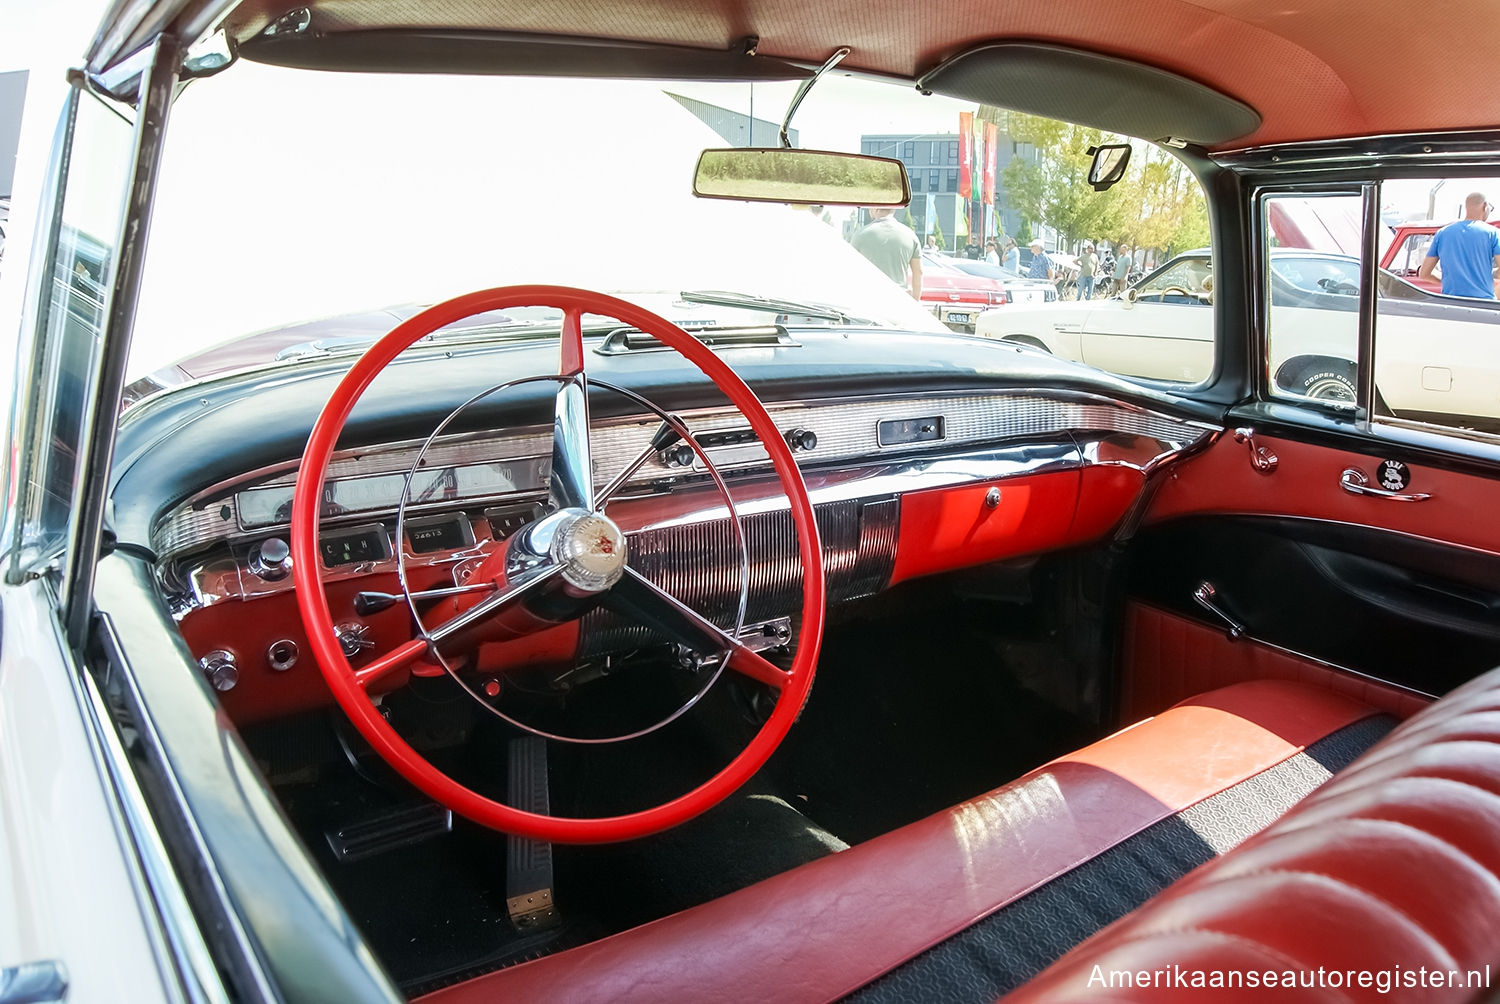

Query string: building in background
0 70 30 268
860 130 1036 244
668 92 795 148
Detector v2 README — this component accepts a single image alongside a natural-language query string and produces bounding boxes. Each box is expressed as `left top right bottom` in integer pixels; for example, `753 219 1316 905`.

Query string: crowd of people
845 204 1155 302
839 191 1500 304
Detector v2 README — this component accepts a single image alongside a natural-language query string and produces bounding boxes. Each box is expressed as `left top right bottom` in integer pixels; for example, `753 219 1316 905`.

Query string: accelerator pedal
506 735 560 930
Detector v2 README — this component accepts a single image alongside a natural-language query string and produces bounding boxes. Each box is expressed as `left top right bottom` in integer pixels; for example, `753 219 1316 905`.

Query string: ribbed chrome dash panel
578 498 898 657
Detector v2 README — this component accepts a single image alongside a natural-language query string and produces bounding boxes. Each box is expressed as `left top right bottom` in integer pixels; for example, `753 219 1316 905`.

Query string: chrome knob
335 622 375 659
249 537 291 580
200 649 239 691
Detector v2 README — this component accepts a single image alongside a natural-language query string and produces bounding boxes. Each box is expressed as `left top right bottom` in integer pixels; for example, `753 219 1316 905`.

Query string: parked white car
975 248 1500 427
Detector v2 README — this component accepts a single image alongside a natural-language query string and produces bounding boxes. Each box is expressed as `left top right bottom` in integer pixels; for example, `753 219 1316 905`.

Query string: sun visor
917 42 1259 147
241 29 814 81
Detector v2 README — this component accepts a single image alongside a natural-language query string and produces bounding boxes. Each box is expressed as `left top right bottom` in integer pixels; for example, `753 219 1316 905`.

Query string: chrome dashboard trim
151 389 1216 560
170 441 1085 610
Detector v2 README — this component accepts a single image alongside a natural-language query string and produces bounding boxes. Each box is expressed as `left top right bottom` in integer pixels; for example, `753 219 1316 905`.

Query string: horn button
547 511 628 593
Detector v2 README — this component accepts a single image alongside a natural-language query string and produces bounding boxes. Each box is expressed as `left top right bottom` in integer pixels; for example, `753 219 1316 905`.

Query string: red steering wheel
291 286 825 843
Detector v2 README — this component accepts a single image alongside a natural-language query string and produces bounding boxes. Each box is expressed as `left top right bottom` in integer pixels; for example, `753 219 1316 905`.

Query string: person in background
1003 237 1020 273
1026 238 1055 282
1420 191 1500 299
962 234 984 260
984 239 1000 266
852 206 924 299
1097 246 1116 296
925 233 939 250
1077 242 1097 300
1113 244 1132 290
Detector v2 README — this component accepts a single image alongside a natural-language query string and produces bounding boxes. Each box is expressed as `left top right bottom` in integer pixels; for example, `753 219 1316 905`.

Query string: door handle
1340 467 1431 502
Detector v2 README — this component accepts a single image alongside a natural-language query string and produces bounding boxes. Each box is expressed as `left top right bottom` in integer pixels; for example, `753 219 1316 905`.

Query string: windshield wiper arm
677 289 874 325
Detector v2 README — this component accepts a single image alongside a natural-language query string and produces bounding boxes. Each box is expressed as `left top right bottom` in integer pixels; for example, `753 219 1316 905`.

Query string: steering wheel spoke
353 637 430 691
425 562 566 645
604 567 791 691
596 415 686 508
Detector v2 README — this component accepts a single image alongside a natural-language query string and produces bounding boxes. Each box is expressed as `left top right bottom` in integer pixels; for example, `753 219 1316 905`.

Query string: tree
982 106 1209 261
1109 149 1209 258
987 108 1125 249
931 216 945 250
1015 218 1032 243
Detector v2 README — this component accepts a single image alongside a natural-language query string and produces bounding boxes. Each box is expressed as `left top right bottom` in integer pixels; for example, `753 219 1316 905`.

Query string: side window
1385 232 1435 279
1261 181 1500 446
1261 193 1363 404
2 87 133 583
1134 258 1213 304
1373 178 1500 442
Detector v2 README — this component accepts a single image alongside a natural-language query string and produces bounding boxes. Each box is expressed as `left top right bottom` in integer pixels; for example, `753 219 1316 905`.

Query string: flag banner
958 111 973 201
982 121 998 205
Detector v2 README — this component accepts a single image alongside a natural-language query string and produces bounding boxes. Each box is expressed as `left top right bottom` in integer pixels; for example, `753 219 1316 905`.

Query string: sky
0 11 1493 387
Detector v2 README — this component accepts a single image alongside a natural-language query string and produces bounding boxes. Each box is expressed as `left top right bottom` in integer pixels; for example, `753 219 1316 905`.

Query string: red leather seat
1011 666 1500 1003
421 679 1392 1004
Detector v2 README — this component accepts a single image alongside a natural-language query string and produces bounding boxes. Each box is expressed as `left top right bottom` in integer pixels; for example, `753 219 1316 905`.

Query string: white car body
975 249 1500 422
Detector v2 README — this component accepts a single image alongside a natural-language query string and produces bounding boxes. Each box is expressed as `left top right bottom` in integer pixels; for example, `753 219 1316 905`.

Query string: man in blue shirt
1420 192 1500 298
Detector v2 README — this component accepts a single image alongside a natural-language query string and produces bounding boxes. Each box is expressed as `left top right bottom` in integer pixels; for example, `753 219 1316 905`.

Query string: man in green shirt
851 208 923 298
1077 242 1098 300
1113 244 1133 289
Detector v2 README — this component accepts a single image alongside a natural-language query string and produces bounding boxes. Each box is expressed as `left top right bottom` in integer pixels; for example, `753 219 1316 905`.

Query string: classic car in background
6 1 1500 1003
1382 217 1500 295
920 251 1056 331
976 247 1500 427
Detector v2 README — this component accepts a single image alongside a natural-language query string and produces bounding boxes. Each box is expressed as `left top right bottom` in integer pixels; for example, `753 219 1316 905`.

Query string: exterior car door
0 82 181 1004
1079 256 1214 383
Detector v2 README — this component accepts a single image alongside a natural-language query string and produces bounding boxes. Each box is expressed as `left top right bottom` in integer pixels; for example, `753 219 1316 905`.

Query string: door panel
1147 432 1500 556
1118 602 1432 723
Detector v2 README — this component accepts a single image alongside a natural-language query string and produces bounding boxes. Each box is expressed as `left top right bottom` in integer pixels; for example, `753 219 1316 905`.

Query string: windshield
131 68 979 380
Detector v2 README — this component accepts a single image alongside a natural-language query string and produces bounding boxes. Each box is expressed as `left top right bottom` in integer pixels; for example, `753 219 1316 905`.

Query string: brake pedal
507 735 559 930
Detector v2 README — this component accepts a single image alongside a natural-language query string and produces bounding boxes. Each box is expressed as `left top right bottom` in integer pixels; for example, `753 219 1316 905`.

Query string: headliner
210 0 1500 152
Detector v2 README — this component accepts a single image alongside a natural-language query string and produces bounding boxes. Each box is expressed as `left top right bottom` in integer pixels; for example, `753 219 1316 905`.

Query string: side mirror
1086 144 1132 192
1121 286 1138 309
693 148 910 207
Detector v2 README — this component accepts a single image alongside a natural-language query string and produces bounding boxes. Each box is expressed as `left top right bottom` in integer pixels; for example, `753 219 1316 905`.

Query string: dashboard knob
250 537 291 580
200 650 239 691
785 429 817 452
660 444 696 468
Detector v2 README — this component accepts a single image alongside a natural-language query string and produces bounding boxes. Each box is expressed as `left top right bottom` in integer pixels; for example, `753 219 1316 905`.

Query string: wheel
1289 361 1356 402
290 285 826 843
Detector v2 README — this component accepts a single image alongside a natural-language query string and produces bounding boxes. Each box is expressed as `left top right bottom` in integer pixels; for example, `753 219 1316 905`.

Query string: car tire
1291 362 1356 402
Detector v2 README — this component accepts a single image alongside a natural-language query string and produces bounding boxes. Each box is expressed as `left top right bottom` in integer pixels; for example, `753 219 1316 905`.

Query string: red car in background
1382 218 1500 294
921 252 1057 332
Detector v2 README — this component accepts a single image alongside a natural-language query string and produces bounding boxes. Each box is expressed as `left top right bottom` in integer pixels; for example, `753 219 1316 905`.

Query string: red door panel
1147 432 1500 557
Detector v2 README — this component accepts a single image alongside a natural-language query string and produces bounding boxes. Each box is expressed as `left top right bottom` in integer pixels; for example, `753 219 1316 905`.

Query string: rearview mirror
1086 143 1132 192
693 148 911 207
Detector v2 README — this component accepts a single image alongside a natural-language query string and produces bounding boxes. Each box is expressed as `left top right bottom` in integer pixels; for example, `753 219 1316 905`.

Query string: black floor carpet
260 586 1101 993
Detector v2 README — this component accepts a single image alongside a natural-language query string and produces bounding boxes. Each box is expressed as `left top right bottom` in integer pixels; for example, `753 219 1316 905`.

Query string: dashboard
113 329 1219 724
